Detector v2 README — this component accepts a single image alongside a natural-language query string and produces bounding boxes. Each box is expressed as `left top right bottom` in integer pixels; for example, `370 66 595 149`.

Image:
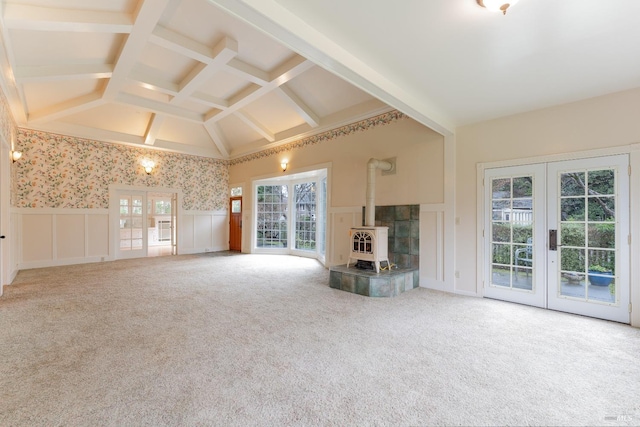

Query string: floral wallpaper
14 129 229 211
229 110 407 166
12 110 405 210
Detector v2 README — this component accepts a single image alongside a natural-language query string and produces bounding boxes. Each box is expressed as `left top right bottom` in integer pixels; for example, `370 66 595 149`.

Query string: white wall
455 88 640 325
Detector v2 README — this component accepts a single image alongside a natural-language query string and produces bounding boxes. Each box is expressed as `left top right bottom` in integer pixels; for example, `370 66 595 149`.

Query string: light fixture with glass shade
10 150 22 163
141 159 155 175
477 0 520 15
280 160 288 172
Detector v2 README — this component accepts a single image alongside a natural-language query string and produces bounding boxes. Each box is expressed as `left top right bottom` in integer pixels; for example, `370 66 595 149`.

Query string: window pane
561 172 585 197
492 178 511 199
256 185 288 248
295 182 316 251
513 177 532 198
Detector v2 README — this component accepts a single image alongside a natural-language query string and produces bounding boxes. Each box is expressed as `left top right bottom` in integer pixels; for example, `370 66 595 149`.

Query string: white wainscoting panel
56 214 85 259
17 209 109 269
420 206 445 290
179 210 228 254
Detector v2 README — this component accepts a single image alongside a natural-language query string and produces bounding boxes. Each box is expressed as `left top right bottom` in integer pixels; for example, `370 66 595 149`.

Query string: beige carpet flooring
1 253 639 426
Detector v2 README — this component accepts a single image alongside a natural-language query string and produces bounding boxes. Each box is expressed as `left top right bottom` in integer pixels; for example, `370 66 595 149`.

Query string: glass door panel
294 182 317 251
484 164 546 308
549 156 628 322
117 191 146 259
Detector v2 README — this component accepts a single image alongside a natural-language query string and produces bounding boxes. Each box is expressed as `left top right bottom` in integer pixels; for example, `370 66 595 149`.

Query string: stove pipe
366 158 394 226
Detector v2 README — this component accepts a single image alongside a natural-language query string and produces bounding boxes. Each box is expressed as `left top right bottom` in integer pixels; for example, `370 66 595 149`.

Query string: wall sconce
141 159 155 175
10 150 22 163
477 0 520 15
280 160 288 172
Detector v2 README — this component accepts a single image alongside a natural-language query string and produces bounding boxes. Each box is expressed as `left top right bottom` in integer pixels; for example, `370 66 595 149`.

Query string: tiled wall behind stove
363 205 420 269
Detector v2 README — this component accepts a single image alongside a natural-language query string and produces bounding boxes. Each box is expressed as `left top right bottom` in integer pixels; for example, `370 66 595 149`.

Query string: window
253 168 327 260
230 186 242 197
155 200 171 215
294 182 316 251
256 185 288 248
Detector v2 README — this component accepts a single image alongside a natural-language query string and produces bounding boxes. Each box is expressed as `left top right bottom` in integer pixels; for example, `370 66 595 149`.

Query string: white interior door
117 191 147 259
484 155 630 323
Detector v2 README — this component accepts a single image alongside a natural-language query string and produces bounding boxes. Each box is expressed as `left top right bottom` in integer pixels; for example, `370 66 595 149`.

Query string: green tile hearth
329 265 419 297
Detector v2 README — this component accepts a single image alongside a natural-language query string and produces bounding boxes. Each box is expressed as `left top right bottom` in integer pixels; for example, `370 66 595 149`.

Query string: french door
117 191 147 259
484 155 630 323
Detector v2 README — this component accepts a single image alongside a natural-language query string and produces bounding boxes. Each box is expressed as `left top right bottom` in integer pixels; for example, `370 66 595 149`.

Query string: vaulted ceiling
2 0 639 160
0 0 388 159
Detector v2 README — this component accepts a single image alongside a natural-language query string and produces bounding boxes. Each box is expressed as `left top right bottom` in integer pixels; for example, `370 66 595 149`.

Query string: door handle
549 229 558 251
0 235 5 239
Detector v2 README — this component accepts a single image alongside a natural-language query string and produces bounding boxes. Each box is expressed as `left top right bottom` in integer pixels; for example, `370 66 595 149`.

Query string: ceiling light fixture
477 0 519 15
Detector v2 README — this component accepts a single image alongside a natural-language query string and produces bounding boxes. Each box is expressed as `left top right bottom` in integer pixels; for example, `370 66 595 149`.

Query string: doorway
115 189 177 259
483 155 630 323
229 196 242 251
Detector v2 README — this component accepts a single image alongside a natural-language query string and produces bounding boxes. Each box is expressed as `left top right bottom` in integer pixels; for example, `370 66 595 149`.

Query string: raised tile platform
329 264 419 297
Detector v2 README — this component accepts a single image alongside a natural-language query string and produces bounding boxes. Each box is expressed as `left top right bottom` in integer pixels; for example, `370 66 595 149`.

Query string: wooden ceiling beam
144 113 166 146
150 25 219 65
103 0 175 101
235 111 275 142
3 4 133 33
204 122 230 158
172 37 238 104
28 92 105 124
275 85 320 128
115 93 203 123
226 58 269 85
15 64 113 83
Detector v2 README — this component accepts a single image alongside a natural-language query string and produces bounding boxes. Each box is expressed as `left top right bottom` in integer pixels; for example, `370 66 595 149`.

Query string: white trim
19 256 109 270
479 143 639 171
631 151 640 327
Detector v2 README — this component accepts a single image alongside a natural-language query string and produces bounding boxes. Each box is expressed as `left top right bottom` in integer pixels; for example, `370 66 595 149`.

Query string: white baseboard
454 289 481 297
18 256 109 270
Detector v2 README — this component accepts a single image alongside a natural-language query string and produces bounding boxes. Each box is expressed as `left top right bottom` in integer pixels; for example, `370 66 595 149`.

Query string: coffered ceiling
0 0 388 159
2 0 639 160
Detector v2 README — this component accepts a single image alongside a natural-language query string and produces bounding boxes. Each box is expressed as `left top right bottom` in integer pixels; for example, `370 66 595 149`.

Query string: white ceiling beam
28 92 105 124
235 111 275 142
275 85 319 128
115 93 203 123
206 54 313 123
172 37 238 104
103 0 175 100
206 0 454 136
129 65 179 96
144 113 165 145
0 3 28 123
191 92 229 110
15 64 113 83
204 122 230 158
150 25 218 64
226 58 269 85
3 4 133 33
